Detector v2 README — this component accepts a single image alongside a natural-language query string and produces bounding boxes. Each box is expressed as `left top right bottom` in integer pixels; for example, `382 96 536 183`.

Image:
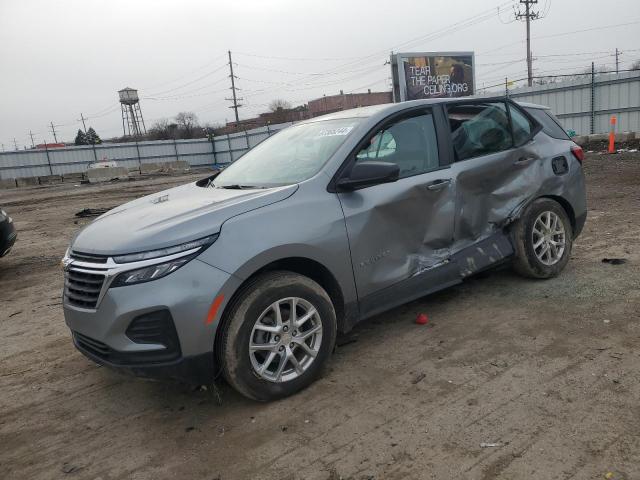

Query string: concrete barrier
62 172 85 183
38 174 63 185
587 133 608 142
86 167 129 183
615 132 636 142
16 177 40 187
0 178 17 189
140 162 163 174
165 160 191 173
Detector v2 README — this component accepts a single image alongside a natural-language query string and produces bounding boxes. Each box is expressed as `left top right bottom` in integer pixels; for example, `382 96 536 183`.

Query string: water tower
118 87 147 136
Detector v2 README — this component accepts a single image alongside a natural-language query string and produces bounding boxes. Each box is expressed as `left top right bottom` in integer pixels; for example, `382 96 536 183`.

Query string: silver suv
63 98 586 401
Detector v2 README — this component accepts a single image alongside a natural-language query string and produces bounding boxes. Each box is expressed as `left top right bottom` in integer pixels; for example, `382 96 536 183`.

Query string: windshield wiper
216 184 263 190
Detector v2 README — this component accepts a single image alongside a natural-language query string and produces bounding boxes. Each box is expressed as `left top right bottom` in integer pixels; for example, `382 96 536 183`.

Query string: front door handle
426 179 451 190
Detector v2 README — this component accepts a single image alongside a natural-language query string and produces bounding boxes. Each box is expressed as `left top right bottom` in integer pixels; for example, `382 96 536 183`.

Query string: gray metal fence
505 71 640 135
0 122 293 180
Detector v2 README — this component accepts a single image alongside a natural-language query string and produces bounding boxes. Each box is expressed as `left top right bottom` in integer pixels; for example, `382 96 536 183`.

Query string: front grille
70 250 108 264
64 268 106 309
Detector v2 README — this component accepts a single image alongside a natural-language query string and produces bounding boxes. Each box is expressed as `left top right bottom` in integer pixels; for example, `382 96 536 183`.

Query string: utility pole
226 50 242 123
79 113 88 133
29 131 36 148
615 48 620 74
515 0 539 87
49 122 59 143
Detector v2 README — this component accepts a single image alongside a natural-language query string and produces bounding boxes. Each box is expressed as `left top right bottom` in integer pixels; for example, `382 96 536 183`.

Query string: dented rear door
445 101 543 254
338 109 456 299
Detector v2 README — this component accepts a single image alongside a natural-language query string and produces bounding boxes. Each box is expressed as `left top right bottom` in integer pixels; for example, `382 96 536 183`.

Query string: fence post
135 139 142 171
44 143 53 175
227 133 232 162
590 62 595 134
210 134 216 165
173 138 179 162
91 143 98 162
243 129 250 152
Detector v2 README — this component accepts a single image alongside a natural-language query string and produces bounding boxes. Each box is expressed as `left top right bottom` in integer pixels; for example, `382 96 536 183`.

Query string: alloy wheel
249 297 323 383
532 210 566 266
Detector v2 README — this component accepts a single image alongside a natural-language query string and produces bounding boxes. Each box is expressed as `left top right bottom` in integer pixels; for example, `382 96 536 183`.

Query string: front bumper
64 258 241 384
73 330 215 384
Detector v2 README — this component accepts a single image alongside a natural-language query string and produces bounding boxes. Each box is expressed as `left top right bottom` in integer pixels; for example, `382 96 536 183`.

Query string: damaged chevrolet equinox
63 98 586 401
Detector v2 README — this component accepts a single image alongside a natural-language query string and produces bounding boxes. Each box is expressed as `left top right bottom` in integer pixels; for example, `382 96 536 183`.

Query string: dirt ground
1 153 639 480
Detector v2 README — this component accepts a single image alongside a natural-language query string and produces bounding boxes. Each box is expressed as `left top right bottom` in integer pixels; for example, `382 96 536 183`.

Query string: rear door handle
426 179 451 190
514 156 537 165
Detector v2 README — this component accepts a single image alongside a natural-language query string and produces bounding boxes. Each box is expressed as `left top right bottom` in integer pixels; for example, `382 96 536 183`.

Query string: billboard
392 52 475 102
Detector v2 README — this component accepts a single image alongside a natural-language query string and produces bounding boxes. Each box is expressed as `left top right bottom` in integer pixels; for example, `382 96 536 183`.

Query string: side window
509 104 535 146
356 131 396 159
448 102 513 161
356 113 439 178
525 107 571 140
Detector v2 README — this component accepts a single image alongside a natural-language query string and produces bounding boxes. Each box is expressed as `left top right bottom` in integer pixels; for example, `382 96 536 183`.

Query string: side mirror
336 161 400 192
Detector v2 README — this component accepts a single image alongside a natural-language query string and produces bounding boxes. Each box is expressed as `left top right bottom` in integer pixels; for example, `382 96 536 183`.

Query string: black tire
221 271 336 401
512 198 573 279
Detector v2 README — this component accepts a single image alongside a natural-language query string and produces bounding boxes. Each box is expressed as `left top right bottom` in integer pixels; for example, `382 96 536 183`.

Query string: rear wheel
221 271 336 401
512 198 573 279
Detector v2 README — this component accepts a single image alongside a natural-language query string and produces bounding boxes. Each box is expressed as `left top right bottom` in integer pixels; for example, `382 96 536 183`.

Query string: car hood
71 182 298 255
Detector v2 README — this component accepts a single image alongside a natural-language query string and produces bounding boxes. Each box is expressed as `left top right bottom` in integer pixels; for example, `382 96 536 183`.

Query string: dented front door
338 111 455 299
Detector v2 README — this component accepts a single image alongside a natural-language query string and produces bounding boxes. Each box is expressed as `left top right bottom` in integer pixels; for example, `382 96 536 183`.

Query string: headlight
111 256 194 287
112 235 218 263
110 235 218 287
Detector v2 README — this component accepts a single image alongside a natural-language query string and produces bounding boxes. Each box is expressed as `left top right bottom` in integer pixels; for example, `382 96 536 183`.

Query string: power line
146 63 229 97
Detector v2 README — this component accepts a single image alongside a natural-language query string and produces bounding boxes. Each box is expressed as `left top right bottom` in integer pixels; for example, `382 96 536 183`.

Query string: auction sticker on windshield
316 126 354 137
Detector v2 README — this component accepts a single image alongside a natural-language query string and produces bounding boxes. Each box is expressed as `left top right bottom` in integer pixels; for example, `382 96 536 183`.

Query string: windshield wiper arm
216 184 262 190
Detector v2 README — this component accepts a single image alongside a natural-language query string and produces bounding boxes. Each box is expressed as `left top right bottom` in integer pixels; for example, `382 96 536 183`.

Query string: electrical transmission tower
515 0 540 87
226 50 243 123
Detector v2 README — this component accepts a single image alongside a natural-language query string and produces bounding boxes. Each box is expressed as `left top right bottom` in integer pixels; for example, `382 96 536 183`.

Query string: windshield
213 118 360 188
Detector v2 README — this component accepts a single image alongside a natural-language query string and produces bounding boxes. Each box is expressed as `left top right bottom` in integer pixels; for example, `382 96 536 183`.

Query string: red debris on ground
415 313 429 325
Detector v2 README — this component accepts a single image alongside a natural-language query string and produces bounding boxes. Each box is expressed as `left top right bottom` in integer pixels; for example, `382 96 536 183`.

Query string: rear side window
526 107 570 140
447 102 513 161
509 104 535 146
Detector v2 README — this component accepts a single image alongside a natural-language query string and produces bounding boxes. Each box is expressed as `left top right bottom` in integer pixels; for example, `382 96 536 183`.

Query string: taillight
570 145 584 164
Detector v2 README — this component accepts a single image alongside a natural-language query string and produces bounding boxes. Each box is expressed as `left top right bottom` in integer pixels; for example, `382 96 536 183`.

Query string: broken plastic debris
601 258 627 265
480 442 502 448
415 313 429 325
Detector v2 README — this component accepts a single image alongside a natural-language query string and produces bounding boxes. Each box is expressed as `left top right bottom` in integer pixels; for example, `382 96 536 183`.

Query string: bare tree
631 59 640 71
148 119 180 140
174 112 199 138
268 99 292 112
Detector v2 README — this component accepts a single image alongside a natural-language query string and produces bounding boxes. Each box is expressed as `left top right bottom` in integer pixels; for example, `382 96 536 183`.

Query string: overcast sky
1 0 638 148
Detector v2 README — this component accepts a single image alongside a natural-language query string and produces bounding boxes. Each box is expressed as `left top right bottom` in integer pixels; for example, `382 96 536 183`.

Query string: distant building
213 90 392 135
214 105 309 135
308 90 392 117
35 143 66 149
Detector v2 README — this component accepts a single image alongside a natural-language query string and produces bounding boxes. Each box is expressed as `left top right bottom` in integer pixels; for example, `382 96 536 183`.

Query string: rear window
525 107 570 140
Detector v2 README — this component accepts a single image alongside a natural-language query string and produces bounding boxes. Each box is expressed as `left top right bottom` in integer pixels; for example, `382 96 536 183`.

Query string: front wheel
512 198 573 279
221 271 336 401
